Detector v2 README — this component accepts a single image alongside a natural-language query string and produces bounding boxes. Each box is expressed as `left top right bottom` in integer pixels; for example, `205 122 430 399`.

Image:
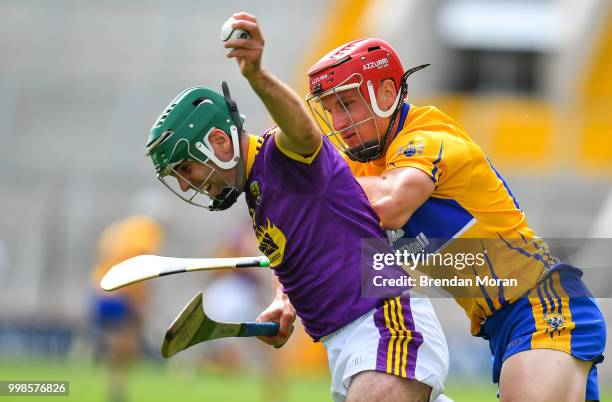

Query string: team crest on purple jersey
249 180 262 206
254 218 286 266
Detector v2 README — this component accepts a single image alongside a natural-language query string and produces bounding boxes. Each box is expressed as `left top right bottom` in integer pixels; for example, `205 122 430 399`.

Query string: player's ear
208 128 233 160
377 79 397 111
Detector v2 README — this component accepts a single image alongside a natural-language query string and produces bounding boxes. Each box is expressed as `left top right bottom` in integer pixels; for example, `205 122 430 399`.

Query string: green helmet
146 83 246 210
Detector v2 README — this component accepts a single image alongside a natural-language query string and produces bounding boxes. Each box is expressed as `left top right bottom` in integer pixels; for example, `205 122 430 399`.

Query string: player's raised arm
223 12 320 157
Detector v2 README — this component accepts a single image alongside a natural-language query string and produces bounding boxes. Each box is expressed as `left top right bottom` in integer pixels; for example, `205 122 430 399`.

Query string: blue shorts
91 294 133 329
481 264 606 401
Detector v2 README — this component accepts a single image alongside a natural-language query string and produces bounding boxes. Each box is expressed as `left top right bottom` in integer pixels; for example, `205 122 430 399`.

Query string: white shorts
321 294 449 402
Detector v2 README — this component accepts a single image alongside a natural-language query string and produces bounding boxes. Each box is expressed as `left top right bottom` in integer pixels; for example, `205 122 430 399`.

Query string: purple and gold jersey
243 128 391 340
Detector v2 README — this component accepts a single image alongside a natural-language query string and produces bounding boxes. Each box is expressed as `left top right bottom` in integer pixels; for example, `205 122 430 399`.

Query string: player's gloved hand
256 293 296 348
224 12 265 81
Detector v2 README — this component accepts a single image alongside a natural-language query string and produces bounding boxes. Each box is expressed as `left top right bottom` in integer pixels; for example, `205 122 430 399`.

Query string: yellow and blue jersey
346 103 559 334
347 103 605 397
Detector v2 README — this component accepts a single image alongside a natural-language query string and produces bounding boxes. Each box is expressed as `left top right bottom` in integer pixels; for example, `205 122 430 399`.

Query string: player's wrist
273 291 289 305
245 66 268 88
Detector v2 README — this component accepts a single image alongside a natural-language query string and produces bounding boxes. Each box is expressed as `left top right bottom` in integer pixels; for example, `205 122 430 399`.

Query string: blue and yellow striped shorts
481 264 606 401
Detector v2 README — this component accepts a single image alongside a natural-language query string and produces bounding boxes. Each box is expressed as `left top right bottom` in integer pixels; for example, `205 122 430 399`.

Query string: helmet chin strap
223 81 246 201
209 139 243 211
208 186 241 211
206 81 246 211
346 140 381 162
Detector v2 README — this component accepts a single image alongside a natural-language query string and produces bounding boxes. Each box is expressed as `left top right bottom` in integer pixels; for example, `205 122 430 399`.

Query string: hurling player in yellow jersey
305 39 605 401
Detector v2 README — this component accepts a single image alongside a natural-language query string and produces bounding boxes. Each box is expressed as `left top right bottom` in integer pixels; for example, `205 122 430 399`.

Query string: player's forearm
357 176 406 228
356 176 387 203
370 195 415 230
247 68 320 154
357 169 434 230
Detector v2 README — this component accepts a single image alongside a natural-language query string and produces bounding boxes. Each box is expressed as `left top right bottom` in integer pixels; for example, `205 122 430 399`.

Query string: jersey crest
254 218 286 267
249 180 262 206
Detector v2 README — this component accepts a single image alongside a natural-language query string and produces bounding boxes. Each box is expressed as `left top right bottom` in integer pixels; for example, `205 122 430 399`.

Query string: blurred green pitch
2 359 610 401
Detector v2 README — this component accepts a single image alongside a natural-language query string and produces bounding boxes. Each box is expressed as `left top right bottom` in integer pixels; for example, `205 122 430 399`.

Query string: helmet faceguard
306 38 429 162
146 82 246 210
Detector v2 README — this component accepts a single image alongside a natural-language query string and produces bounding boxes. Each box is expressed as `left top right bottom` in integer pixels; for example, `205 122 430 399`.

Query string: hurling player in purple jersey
145 13 450 402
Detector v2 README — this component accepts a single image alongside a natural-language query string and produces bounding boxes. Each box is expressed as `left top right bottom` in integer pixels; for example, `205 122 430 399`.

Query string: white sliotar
220 16 250 42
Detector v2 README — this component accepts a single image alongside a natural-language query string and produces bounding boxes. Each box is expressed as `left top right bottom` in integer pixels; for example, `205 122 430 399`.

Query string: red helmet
306 39 428 162
306 39 405 162
307 38 404 105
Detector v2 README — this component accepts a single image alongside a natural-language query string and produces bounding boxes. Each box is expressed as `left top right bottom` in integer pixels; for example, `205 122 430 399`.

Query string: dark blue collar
395 103 410 134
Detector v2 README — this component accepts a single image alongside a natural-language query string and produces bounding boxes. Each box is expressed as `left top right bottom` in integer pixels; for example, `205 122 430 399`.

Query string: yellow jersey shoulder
384 104 474 191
